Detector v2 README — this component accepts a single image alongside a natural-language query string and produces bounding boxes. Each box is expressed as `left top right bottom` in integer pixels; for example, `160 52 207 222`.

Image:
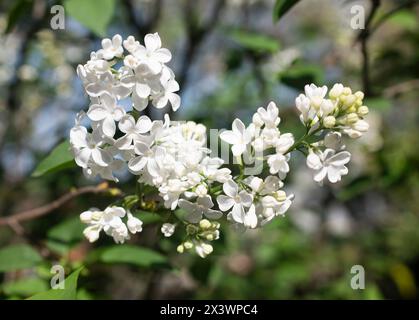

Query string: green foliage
364 98 391 111
28 267 83 300
98 245 168 268
64 0 115 36
0 244 43 272
32 141 75 177
279 63 324 90
273 0 301 22
385 10 417 31
2 278 48 297
134 211 163 225
229 29 280 54
47 216 85 243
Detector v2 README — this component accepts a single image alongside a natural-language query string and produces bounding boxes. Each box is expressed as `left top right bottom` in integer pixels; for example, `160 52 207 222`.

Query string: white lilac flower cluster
71 33 369 258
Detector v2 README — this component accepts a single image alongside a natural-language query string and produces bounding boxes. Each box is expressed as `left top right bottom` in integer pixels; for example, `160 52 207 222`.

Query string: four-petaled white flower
152 69 181 111
98 34 123 60
220 119 254 156
134 33 172 74
217 180 253 224
179 196 222 224
306 148 351 184
87 93 126 137
116 115 152 149
70 126 112 168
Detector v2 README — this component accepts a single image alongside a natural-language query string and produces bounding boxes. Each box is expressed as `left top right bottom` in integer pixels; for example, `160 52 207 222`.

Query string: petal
102 116 116 137
223 180 238 197
100 92 116 109
154 48 172 63
205 209 223 220
136 116 152 133
327 166 342 183
128 156 147 173
118 115 135 133
231 144 246 157
132 93 149 111
70 126 88 148
231 203 245 224
87 105 107 121
168 93 181 111
216 195 235 212
244 205 258 228
144 33 161 51
115 135 133 150
135 83 151 98
329 151 351 166
220 130 240 145
314 167 328 183
307 152 322 170
91 148 111 167
197 196 214 209
134 142 149 155
239 191 253 207
75 148 91 168
232 118 245 135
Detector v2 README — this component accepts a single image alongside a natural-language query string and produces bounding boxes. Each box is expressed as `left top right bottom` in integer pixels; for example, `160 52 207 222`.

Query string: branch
0 182 118 228
122 0 162 40
356 0 381 97
177 0 226 90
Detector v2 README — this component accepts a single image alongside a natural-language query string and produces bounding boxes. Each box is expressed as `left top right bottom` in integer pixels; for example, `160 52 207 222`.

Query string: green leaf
2 278 48 297
0 244 43 272
273 0 301 22
279 63 323 90
99 245 168 268
386 10 417 31
229 29 280 54
28 267 83 300
64 0 115 36
47 216 85 243
134 210 163 225
32 141 75 177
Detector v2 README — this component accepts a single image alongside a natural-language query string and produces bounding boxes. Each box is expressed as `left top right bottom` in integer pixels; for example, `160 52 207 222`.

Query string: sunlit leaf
99 245 168 268
47 216 85 243
2 278 48 297
32 141 75 177
229 29 280 54
0 244 43 272
64 0 115 36
28 267 83 300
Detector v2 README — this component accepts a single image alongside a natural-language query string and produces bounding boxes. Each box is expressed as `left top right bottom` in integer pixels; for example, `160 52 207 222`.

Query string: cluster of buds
177 219 220 258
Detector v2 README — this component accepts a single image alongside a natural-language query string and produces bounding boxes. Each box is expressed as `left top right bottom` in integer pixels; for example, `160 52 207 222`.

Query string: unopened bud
323 116 336 128
346 113 359 124
184 241 193 249
177 245 184 253
354 91 364 100
343 94 356 108
358 105 369 116
199 219 211 229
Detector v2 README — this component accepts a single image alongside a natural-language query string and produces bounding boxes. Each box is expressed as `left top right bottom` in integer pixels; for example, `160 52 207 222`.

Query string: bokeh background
0 0 419 299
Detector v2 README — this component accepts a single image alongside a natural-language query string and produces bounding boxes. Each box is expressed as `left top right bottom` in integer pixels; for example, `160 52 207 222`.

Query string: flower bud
323 116 336 128
358 105 369 116
354 91 364 100
184 241 193 249
343 87 352 95
329 83 344 99
346 113 359 124
199 219 211 230
343 94 356 108
206 234 214 241
177 245 184 253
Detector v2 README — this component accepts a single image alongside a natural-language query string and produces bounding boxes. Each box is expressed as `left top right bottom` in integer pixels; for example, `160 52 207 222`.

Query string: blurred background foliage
0 0 419 299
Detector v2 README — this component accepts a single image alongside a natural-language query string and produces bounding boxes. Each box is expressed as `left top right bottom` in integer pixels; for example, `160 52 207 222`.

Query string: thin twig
0 182 115 227
356 0 381 96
